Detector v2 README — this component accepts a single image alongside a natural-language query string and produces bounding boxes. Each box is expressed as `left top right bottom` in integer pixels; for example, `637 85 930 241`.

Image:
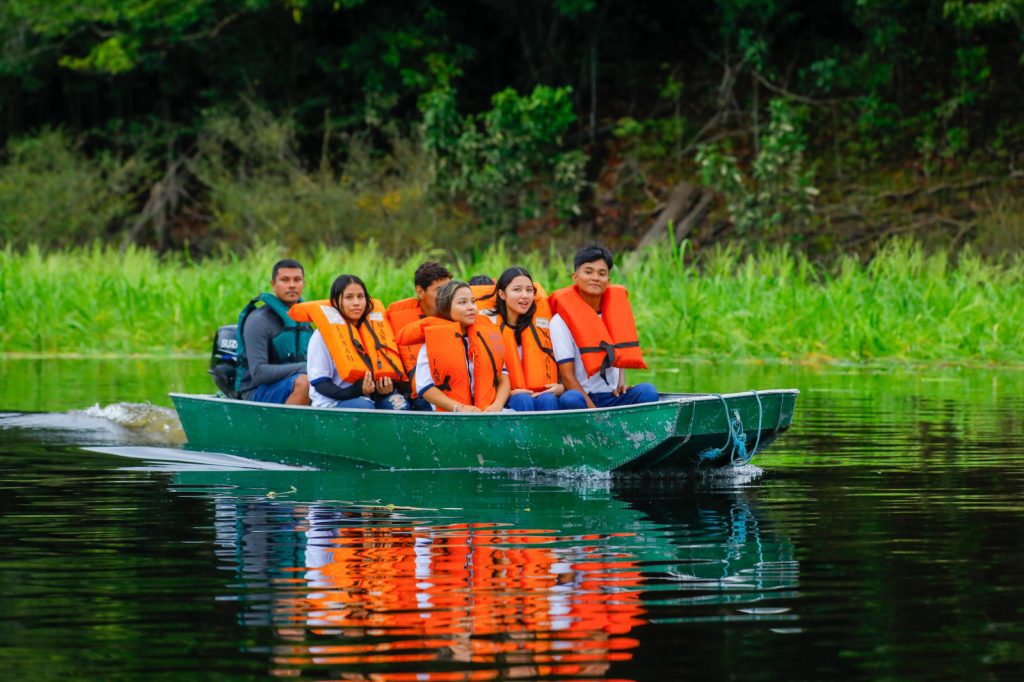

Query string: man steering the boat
549 245 659 409
235 259 313 405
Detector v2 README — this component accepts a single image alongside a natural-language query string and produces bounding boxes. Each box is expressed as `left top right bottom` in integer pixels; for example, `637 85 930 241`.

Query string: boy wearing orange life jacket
385 261 452 411
548 245 659 409
292 274 411 411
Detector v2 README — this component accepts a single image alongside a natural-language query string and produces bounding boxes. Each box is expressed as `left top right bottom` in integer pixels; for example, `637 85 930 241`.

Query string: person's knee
632 382 658 403
559 390 587 410
534 393 559 411
508 394 534 412
349 397 375 409
381 393 410 410
285 373 311 405
291 374 310 400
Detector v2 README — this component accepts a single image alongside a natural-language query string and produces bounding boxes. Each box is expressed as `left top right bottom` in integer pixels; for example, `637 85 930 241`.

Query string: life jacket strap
364 321 406 378
528 322 556 360
475 331 500 389
348 322 375 374
578 340 640 382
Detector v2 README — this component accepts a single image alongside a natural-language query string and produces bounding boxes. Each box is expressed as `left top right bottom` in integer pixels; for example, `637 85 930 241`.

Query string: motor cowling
209 324 240 398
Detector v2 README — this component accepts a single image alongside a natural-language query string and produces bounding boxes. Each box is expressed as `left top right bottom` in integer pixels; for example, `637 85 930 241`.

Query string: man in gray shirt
236 259 313 404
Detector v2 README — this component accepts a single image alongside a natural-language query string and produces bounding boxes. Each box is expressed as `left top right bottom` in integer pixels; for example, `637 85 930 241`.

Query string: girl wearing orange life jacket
402 280 510 413
484 267 587 412
299 274 411 411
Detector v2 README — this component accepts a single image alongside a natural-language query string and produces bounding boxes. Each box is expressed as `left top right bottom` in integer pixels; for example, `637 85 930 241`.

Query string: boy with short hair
549 246 658 409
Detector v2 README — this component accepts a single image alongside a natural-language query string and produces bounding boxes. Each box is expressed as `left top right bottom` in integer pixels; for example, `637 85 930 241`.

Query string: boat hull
170 390 798 471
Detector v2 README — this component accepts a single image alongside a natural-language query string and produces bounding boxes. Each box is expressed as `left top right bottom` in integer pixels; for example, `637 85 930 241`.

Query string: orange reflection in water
270 518 645 680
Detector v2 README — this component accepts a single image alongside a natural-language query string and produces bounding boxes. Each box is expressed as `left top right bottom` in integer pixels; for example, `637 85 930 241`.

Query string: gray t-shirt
239 304 306 397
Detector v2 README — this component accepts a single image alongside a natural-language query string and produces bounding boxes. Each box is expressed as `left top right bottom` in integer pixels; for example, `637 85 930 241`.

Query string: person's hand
361 373 375 396
540 383 564 397
612 384 628 397
510 388 533 396
453 403 481 413
483 401 504 412
375 376 394 394
584 394 597 409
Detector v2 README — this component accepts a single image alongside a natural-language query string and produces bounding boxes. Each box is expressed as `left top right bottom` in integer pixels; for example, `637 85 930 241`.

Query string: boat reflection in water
174 467 797 679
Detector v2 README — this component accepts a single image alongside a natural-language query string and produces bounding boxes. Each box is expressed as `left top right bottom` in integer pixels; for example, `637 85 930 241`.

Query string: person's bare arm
613 369 626 397
484 374 511 412
421 387 481 413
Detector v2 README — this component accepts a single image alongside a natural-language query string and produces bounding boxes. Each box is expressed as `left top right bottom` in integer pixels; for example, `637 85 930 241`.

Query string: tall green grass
2 241 1023 363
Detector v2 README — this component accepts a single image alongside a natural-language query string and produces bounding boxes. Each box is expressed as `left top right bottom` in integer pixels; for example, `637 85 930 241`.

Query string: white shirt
549 313 621 394
306 329 355 408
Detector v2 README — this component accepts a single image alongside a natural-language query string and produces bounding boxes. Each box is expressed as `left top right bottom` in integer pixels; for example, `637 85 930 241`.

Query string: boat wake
0 402 184 446
82 446 316 472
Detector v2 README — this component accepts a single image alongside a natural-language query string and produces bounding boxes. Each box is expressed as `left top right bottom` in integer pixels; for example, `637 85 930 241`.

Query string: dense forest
2 0 1023 258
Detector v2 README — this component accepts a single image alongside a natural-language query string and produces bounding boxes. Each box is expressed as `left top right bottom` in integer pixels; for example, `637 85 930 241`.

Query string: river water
1 357 1022 680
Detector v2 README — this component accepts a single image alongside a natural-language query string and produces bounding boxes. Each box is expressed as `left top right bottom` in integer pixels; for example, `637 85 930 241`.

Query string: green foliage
625 239 1024 363
421 82 587 237
696 99 818 236
0 129 149 249
944 0 1024 30
191 106 457 254
916 46 991 170
5 0 222 74
5 0 1024 257
4 240 1023 364
553 0 596 18
613 70 690 164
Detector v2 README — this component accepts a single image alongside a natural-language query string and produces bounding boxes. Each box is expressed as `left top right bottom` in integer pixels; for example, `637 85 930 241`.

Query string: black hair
573 245 614 272
271 259 304 280
413 261 453 291
329 274 371 326
435 280 471 320
468 274 495 286
493 266 536 345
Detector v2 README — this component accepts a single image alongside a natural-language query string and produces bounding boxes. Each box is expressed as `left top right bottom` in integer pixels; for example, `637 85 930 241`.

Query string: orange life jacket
482 283 558 391
397 316 505 410
289 299 406 383
470 283 498 311
549 284 646 378
386 297 428 393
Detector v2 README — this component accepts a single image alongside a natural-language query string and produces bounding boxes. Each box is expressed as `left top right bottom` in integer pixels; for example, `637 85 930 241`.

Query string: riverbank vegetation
3 242 1022 364
3 1 1024 257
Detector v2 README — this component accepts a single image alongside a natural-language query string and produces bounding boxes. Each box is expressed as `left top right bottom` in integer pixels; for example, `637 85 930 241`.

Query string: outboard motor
209 324 240 398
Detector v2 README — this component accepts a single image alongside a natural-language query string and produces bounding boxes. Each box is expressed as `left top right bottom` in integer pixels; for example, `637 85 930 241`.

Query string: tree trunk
637 180 713 250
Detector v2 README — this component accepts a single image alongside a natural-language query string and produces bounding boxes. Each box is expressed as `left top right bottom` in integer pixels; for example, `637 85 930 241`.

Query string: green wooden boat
170 389 798 471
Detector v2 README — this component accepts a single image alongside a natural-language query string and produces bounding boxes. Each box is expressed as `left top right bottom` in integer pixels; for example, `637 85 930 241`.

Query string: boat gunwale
169 389 800 419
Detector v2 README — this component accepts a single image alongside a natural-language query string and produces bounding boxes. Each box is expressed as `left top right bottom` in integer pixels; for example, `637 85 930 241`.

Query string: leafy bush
421 82 587 238
696 99 818 237
0 129 148 249
190 106 459 254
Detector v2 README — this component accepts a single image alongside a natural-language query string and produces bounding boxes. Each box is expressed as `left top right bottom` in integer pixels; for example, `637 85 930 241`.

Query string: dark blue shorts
249 372 304 404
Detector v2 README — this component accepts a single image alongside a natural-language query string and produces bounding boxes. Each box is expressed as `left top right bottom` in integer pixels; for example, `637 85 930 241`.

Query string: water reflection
178 469 797 679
